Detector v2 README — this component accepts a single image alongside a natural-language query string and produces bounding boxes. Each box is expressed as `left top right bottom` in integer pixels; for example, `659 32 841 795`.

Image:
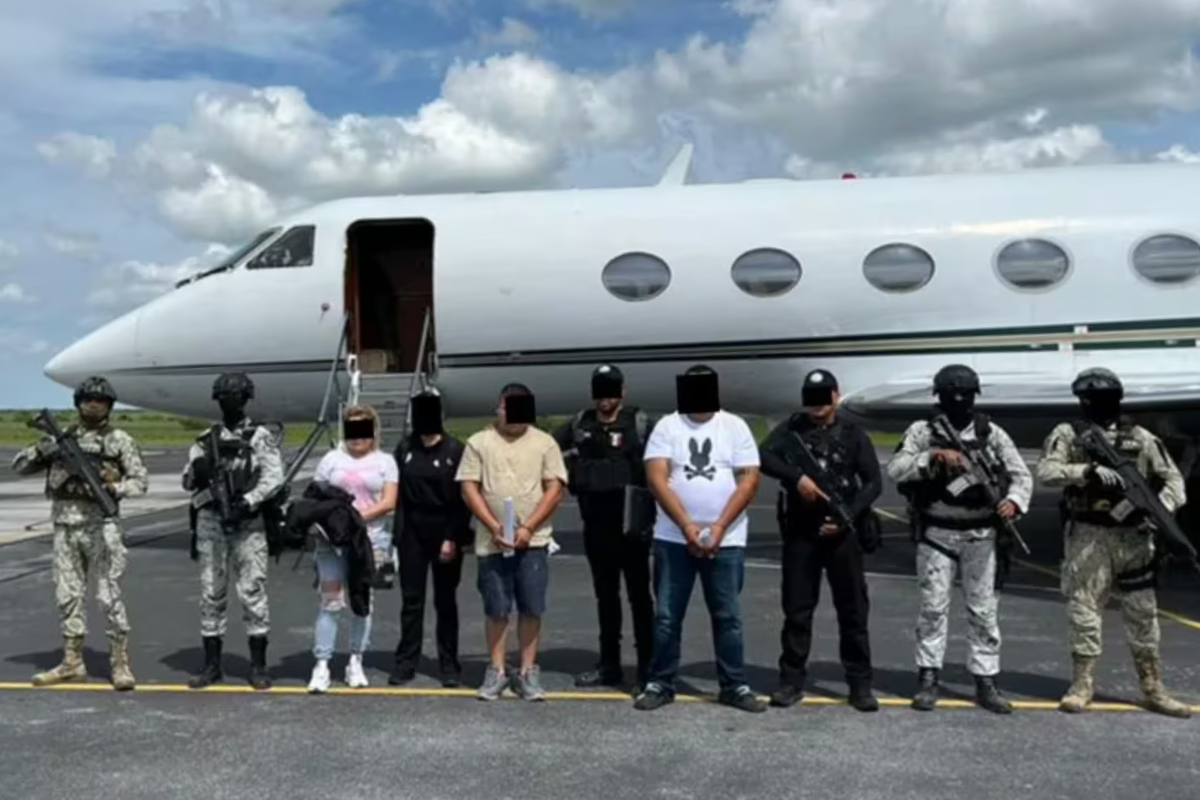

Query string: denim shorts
477 546 549 619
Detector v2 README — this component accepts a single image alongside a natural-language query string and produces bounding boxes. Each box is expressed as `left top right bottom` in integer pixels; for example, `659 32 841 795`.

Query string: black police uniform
758 369 882 709
554 365 656 687
390 432 473 686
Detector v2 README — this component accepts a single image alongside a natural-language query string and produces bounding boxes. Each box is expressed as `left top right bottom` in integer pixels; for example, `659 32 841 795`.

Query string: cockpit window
246 225 315 269
175 227 280 287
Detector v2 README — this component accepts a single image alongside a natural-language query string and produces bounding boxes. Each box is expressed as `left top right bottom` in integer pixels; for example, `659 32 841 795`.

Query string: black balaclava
1081 389 1122 426
218 394 248 430
936 389 976 430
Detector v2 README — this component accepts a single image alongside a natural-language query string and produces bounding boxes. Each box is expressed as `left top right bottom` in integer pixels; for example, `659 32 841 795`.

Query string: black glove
858 512 882 554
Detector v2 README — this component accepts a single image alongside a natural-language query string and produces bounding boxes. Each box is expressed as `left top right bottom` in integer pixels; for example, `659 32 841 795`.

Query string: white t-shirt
642 410 760 548
314 446 399 550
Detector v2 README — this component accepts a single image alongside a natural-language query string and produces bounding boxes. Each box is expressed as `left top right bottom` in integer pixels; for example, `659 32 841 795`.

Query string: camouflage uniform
1037 372 1191 718
10 377 147 690
887 364 1032 714
183 372 284 690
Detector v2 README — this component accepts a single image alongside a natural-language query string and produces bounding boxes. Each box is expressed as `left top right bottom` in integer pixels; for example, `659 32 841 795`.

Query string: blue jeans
646 540 748 695
313 542 372 660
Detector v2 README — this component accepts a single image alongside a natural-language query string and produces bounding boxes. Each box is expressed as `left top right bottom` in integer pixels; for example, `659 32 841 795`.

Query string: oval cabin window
862 243 935 292
601 252 672 301
1132 234 1200 285
995 239 1070 289
730 248 802 297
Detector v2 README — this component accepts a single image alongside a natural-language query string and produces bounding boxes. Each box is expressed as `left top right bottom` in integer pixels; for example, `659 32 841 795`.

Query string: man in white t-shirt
634 365 766 713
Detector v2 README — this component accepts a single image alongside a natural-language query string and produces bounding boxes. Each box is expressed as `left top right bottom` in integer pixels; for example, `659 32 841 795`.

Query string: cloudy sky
1 0 1199 409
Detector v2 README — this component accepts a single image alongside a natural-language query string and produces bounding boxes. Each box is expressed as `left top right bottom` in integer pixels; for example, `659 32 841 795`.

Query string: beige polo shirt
455 424 568 557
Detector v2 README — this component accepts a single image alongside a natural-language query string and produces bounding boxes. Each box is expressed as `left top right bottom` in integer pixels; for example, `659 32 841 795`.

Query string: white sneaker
308 660 331 694
346 654 368 688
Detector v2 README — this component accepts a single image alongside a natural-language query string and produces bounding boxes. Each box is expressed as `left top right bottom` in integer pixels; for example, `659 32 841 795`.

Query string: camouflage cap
74 375 116 405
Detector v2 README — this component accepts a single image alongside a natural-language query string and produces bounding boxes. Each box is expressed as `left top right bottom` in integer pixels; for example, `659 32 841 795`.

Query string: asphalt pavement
2 444 1200 800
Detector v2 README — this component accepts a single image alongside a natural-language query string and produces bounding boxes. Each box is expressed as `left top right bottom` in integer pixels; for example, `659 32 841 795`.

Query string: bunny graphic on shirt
684 437 716 480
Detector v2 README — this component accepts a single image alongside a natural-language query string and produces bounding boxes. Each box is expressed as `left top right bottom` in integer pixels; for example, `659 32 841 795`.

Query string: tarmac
2 443 1200 800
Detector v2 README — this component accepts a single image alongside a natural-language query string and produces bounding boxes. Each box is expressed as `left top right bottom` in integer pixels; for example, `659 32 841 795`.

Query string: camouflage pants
915 526 1001 675
1061 521 1158 658
51 520 129 638
195 510 269 637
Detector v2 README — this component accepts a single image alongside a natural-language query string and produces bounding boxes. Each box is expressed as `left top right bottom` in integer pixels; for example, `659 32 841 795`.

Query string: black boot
188 636 223 689
575 662 623 688
248 635 271 690
975 674 1013 714
848 681 879 712
911 667 939 711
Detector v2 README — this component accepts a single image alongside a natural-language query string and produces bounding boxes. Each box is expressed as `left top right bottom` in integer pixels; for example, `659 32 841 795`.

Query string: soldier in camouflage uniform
887 364 1032 714
1036 367 1191 718
183 372 284 690
10 376 147 690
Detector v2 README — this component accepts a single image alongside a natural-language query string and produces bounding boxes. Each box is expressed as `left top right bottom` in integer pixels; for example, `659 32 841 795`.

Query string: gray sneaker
512 666 547 701
476 666 507 701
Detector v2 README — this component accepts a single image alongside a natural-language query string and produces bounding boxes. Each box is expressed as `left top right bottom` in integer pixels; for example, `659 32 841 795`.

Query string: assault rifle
788 432 855 534
1075 422 1200 576
27 409 120 518
201 426 239 527
928 415 1030 556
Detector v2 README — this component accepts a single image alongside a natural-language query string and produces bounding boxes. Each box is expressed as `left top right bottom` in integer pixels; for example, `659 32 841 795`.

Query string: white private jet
41 145 1200 485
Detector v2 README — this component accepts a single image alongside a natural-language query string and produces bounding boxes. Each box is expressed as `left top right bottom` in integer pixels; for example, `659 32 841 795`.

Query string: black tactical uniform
759 369 883 711
390 391 473 688
554 364 656 689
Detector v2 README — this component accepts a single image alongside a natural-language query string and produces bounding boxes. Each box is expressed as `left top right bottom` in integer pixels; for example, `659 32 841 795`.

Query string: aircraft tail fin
657 142 694 187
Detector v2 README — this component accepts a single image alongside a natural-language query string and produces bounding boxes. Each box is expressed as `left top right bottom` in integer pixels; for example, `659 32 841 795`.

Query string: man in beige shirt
456 382 568 701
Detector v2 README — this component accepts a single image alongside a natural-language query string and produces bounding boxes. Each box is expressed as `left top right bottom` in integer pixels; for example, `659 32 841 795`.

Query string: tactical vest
901 413 1012 525
47 423 125 503
777 416 862 526
207 422 262 499
1062 418 1161 527
567 407 649 494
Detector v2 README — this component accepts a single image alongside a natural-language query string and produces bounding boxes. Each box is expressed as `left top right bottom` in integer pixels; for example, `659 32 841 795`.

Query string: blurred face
344 415 375 455
804 390 839 421
594 389 623 416
77 397 111 426
496 397 529 437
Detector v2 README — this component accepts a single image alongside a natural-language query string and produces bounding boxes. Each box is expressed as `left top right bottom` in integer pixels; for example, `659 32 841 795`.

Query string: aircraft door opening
345 218 436 375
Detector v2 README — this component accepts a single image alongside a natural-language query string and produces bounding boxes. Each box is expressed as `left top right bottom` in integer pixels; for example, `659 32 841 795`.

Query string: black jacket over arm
286 481 375 617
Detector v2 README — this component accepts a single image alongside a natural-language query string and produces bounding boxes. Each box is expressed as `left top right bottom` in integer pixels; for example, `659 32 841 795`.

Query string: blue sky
1 0 1198 409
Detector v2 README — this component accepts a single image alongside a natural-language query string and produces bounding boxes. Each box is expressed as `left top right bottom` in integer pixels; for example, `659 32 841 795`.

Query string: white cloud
43 228 101 257
0 238 17 264
0 283 33 303
29 0 1200 246
1156 143 1200 163
87 243 232 310
523 0 635 19
0 329 49 358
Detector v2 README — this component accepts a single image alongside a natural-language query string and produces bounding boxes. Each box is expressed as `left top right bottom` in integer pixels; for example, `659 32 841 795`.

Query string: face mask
936 390 975 423
1082 392 1121 423
218 396 246 421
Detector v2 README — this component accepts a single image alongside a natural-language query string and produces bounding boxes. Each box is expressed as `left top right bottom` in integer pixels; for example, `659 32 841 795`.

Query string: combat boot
974 675 1012 714
32 635 87 686
248 635 272 690
188 636 223 689
1058 653 1096 713
1133 648 1192 719
911 667 939 711
108 633 136 691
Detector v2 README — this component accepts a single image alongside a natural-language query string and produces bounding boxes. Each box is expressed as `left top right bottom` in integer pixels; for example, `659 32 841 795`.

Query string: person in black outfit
553 364 657 690
389 390 473 688
759 368 883 711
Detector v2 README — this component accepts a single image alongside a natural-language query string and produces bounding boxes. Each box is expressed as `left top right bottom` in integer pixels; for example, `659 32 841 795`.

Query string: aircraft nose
43 309 141 389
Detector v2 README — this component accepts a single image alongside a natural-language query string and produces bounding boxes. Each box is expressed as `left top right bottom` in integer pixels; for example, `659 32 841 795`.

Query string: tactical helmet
932 364 981 395
212 372 254 401
1071 367 1123 398
74 375 117 406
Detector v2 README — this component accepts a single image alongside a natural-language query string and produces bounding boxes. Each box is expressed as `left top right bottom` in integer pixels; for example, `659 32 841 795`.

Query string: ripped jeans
313 540 372 660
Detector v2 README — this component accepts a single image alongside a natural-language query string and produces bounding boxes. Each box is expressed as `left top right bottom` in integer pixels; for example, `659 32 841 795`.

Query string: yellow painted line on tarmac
0 682 1195 712
873 509 1200 634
